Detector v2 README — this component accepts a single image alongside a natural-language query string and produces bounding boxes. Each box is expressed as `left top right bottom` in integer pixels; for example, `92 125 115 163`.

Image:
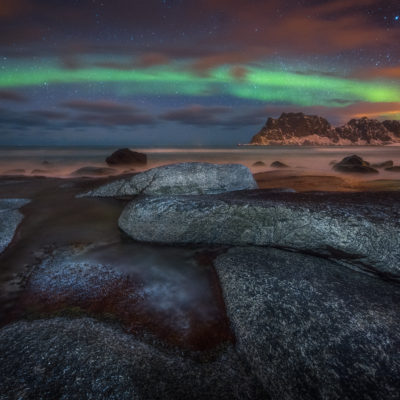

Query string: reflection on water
1 146 400 179
0 177 231 350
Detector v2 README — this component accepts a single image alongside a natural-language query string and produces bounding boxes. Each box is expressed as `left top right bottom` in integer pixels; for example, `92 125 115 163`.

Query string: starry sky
0 0 399 146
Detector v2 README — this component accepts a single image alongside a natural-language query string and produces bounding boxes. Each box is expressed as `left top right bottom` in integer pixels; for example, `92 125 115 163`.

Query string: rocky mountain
250 112 400 145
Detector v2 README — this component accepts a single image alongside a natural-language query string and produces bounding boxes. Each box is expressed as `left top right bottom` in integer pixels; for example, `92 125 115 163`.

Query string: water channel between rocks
0 176 233 352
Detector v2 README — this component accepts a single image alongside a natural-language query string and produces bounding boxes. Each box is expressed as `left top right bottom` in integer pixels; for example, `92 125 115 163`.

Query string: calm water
1 145 400 178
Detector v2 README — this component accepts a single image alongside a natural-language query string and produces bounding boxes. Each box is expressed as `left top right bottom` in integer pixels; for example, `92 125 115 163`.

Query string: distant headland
248 112 400 146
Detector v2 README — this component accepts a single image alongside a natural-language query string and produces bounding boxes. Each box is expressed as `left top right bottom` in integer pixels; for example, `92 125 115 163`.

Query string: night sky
0 0 399 146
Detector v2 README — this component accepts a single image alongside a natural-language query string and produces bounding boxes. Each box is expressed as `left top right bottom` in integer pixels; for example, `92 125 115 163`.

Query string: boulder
79 163 258 198
252 161 266 167
371 160 393 169
118 190 400 278
0 317 266 400
106 148 147 166
270 161 289 168
0 199 29 253
215 247 400 400
333 155 378 174
70 166 116 176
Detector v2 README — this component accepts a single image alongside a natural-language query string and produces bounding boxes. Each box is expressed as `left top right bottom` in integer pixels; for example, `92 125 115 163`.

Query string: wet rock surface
106 148 147 166
214 247 400 400
80 162 257 197
70 166 117 176
333 155 378 174
14 243 233 351
119 189 400 278
0 198 29 253
0 317 266 400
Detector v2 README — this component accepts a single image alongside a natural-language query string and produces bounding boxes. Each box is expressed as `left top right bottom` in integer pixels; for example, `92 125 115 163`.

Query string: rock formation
79 162 258 198
0 198 30 253
0 318 265 399
270 161 289 168
215 247 400 400
250 113 400 145
332 155 379 174
118 190 400 278
106 148 147 166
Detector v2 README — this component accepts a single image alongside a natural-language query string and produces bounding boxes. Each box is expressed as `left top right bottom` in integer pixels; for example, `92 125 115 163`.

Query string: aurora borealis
0 0 399 145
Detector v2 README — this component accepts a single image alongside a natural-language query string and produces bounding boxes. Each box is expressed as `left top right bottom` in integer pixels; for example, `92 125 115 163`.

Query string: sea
1 145 400 178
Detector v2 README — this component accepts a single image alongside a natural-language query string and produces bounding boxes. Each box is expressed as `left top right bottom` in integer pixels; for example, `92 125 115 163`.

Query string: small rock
333 155 378 174
252 161 266 167
270 161 289 168
371 160 393 169
385 166 400 172
106 148 147 166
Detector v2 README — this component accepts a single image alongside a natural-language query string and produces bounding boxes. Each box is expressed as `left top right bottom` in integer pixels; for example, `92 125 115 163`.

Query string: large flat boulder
79 163 258 197
0 317 266 400
118 190 400 278
215 247 400 400
0 198 29 253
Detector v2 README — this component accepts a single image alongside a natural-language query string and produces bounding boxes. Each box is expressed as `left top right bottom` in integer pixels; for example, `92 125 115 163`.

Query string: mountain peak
250 113 400 146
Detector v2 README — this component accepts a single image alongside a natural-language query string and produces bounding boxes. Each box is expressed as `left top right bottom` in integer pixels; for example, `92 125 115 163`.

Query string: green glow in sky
1 61 399 107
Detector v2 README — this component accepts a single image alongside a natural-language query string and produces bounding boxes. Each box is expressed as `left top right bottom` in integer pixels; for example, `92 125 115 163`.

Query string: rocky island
250 112 400 145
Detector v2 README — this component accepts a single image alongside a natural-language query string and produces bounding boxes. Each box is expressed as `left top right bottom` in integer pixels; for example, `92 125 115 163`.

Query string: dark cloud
30 110 70 119
0 0 398 69
0 90 28 102
74 112 156 127
61 99 157 126
161 105 231 126
61 100 138 114
0 98 156 131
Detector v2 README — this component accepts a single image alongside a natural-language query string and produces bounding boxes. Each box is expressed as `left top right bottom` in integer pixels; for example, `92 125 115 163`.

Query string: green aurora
1 62 399 108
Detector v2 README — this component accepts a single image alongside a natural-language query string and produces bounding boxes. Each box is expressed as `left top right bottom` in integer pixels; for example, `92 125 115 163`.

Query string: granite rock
118 190 400 278
0 198 30 253
79 163 258 198
0 317 266 400
215 247 400 400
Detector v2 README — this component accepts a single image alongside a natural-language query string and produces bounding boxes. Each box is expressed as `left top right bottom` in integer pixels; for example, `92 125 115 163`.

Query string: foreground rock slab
215 247 400 400
80 162 258 197
0 317 266 400
19 244 233 351
119 190 400 278
0 198 29 253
